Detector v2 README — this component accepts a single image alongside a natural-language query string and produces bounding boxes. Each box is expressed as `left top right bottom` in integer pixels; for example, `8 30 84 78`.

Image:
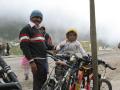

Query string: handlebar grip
98 59 116 70
106 64 116 70
98 60 105 65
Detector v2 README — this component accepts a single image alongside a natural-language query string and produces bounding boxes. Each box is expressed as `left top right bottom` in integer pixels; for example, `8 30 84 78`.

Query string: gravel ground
2 50 120 90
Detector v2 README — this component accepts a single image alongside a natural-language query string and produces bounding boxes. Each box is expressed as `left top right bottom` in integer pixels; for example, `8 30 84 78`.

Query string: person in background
20 56 30 80
39 26 54 50
118 42 120 49
0 44 5 56
19 10 53 90
6 43 10 56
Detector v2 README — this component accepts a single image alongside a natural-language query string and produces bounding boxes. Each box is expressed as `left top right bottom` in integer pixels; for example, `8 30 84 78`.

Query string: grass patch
80 41 91 52
10 46 22 55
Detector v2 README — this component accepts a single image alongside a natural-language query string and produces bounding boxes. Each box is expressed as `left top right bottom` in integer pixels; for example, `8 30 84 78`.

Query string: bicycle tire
99 79 112 90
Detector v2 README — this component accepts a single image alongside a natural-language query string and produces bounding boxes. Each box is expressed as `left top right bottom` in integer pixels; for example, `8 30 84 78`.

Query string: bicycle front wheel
99 79 112 90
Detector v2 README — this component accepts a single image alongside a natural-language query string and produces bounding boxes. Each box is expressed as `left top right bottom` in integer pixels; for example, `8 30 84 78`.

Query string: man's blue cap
30 10 43 19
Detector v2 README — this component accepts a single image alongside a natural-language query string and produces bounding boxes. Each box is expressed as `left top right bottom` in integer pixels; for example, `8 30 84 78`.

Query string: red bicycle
68 57 116 90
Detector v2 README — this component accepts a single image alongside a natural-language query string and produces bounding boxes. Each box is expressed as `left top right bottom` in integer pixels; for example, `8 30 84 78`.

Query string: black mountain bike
0 56 22 90
42 52 80 90
42 52 116 90
98 60 116 90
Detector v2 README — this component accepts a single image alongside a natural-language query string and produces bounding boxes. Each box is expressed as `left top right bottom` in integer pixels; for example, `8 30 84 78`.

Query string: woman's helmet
66 29 77 37
30 10 43 19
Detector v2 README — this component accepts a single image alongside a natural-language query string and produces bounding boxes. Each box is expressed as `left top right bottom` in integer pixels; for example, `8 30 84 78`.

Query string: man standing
6 43 10 56
118 43 120 49
19 10 49 90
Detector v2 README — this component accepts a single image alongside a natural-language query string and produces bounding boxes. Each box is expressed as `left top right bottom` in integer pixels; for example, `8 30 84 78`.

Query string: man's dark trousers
33 59 48 90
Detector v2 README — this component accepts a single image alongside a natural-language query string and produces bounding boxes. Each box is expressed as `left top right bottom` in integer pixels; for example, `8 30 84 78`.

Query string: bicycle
98 60 116 79
42 52 80 90
68 56 116 90
0 56 22 90
98 60 116 90
42 52 116 90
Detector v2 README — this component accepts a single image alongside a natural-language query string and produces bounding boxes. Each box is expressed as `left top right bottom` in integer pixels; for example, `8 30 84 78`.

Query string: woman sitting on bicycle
56 29 87 56
56 28 89 89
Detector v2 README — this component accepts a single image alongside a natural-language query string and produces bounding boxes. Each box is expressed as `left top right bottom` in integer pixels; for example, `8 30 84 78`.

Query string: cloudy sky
0 0 120 45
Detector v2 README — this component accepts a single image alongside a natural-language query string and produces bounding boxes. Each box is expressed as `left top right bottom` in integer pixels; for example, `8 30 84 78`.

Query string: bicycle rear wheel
99 79 112 90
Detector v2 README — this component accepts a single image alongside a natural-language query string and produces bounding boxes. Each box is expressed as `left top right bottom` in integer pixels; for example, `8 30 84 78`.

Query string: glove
83 56 89 60
82 56 91 63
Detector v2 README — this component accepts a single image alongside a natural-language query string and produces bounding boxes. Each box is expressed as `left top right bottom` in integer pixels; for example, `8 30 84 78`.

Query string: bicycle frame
69 62 93 90
54 68 71 90
42 53 79 90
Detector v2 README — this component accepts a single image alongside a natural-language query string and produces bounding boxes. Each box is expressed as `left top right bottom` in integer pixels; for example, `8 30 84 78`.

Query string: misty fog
0 0 120 46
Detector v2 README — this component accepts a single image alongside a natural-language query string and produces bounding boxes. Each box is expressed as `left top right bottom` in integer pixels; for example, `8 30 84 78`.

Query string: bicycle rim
100 79 112 90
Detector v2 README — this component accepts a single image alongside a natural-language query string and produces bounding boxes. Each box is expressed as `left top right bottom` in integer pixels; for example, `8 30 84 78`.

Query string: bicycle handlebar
47 51 116 71
47 51 74 68
106 64 116 70
47 51 90 63
98 60 116 70
47 55 59 61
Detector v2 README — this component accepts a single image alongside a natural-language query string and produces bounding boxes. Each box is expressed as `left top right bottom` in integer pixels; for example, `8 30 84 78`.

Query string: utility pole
90 0 98 90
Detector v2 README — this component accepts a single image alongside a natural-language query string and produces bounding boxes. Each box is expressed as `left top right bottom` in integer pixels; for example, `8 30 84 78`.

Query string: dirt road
2 50 120 90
